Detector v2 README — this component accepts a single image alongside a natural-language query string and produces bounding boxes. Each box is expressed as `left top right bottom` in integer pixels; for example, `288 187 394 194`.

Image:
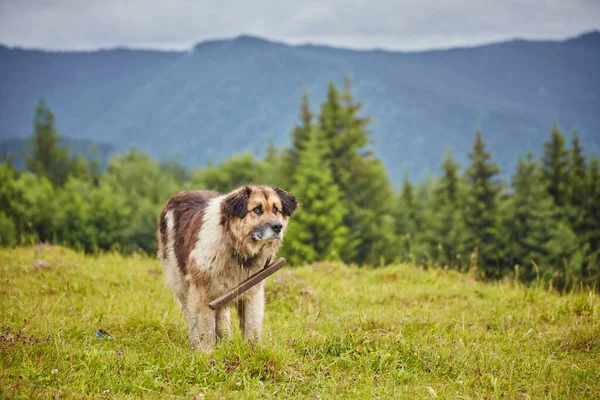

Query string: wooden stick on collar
208 257 287 310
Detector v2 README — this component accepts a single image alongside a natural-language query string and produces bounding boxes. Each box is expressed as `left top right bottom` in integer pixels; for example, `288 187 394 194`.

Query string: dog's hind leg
176 294 195 339
163 260 194 338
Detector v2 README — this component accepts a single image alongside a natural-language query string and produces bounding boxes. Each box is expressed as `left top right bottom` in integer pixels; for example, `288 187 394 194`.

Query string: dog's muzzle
252 221 283 241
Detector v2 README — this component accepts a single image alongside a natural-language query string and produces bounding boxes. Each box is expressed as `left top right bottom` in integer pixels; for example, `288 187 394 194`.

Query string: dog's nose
270 221 283 234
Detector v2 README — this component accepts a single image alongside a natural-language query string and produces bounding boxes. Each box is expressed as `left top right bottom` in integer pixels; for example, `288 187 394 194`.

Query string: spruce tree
281 127 347 266
568 131 587 207
317 77 395 264
289 88 313 163
423 149 468 269
318 78 372 196
319 82 349 186
542 123 569 207
24 99 73 187
284 88 314 186
392 171 423 263
502 152 562 281
581 155 600 284
400 171 419 233
463 130 502 277
437 149 460 202
566 130 587 234
346 157 396 265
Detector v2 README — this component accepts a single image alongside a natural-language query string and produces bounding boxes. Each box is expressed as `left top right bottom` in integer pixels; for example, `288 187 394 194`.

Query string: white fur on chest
187 196 270 298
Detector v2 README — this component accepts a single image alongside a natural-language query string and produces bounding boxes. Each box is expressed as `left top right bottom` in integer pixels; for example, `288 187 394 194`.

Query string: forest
1 77 599 291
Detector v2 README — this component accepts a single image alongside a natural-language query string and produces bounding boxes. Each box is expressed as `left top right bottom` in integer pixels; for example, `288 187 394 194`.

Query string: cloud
0 0 599 51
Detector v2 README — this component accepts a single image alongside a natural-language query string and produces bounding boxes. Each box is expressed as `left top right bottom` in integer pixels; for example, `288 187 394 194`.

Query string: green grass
1 245 599 399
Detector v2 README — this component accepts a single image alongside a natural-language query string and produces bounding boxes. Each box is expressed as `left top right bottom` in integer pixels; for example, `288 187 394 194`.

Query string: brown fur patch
161 190 220 274
187 264 210 290
158 209 169 253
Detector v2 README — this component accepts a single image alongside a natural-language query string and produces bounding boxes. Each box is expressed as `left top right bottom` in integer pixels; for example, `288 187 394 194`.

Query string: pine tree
281 127 347 266
400 171 419 232
502 152 562 282
316 77 394 264
423 149 468 269
566 130 587 234
340 74 372 157
342 151 395 265
319 82 348 184
284 88 314 187
542 123 569 207
568 131 587 206
581 155 600 284
391 171 423 263
318 78 372 194
23 99 74 187
435 148 462 202
289 88 313 163
463 130 502 277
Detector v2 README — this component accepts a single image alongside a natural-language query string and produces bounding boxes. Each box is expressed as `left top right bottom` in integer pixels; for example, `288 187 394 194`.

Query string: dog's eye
273 206 279 214
253 206 262 215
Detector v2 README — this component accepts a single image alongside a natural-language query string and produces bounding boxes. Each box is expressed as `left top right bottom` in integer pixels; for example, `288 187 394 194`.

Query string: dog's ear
223 186 251 219
273 187 299 216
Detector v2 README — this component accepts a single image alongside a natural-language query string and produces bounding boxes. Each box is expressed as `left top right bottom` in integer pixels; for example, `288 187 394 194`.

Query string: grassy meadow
1 245 599 399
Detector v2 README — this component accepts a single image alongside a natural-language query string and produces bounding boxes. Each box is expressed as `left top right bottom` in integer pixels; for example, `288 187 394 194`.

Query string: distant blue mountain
1 31 599 183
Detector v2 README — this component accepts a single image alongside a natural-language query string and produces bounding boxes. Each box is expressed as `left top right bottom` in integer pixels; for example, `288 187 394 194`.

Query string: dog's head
221 184 298 252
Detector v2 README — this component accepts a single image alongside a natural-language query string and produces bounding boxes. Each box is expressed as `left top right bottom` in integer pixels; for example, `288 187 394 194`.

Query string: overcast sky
1 0 599 51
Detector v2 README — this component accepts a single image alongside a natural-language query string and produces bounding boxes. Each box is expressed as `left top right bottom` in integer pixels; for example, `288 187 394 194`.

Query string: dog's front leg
187 285 216 352
215 307 231 341
237 283 265 343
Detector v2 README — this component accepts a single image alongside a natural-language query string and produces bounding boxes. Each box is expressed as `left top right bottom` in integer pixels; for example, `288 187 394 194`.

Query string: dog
157 184 298 352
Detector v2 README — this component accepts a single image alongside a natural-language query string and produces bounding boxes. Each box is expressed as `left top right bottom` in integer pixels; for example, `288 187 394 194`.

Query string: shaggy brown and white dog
157 185 298 352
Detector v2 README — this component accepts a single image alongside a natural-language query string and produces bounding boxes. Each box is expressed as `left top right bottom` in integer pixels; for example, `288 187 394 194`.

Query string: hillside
1 245 598 398
1 31 599 182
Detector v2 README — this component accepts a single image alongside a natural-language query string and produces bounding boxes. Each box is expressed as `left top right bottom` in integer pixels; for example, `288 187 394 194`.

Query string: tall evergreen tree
463 130 502 277
423 149 468 269
400 171 419 233
319 78 372 195
392 171 423 263
581 155 600 284
23 99 74 187
542 123 569 207
566 130 587 234
345 156 396 265
281 127 347 266
317 77 394 264
567 131 587 207
437 148 461 202
284 88 314 187
502 152 562 281
289 88 313 163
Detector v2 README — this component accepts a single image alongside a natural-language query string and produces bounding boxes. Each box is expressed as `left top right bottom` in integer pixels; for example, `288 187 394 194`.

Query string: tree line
1 78 598 291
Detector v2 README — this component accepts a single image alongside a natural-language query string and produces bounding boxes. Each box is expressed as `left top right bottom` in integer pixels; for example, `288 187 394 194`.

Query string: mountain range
1 31 599 184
